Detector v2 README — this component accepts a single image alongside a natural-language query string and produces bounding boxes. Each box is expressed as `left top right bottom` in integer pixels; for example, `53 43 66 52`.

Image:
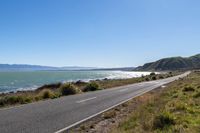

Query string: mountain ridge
0 64 97 71
136 54 200 71
0 64 133 71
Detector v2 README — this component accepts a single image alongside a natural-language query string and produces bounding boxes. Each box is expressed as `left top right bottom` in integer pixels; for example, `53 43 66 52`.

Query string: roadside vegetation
60 83 81 95
0 72 178 108
111 71 200 133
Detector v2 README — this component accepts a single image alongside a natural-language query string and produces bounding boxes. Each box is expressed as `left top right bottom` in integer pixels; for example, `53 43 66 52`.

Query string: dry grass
111 71 200 133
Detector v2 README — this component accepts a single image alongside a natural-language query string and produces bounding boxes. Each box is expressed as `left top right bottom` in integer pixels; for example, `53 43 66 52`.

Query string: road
0 72 190 133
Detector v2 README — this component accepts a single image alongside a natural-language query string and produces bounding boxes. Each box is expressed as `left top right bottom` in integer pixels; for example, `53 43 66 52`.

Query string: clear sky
0 0 200 67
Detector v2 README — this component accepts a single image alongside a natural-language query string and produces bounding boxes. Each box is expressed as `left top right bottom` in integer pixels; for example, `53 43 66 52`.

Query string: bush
102 111 116 119
8 96 19 104
5 96 21 104
153 112 175 129
150 72 156 76
83 82 101 92
158 75 164 79
60 83 81 96
0 98 5 106
174 102 187 111
183 86 195 92
152 76 157 80
23 97 32 103
40 89 55 99
2 95 32 105
193 91 200 98
145 77 150 81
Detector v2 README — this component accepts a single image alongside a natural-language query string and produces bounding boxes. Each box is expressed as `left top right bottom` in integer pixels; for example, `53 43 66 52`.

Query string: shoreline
0 71 160 94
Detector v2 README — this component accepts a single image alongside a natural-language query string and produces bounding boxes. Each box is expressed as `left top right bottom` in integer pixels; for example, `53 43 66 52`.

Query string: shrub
83 82 101 92
34 96 41 101
153 112 175 129
152 76 157 80
60 83 81 96
23 97 32 103
158 75 164 79
174 102 187 111
5 96 20 104
150 72 156 76
37 83 62 91
0 98 5 106
102 111 116 119
2 95 31 105
40 89 55 99
145 77 150 81
183 86 195 92
193 91 200 98
75 80 87 86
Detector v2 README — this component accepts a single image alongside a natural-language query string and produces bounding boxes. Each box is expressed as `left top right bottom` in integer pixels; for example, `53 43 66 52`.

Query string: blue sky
0 0 200 67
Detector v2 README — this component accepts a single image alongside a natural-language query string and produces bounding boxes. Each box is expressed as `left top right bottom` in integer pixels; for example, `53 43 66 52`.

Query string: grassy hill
136 54 200 71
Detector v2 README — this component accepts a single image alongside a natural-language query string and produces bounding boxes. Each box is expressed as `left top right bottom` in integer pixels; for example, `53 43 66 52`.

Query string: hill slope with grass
136 54 200 71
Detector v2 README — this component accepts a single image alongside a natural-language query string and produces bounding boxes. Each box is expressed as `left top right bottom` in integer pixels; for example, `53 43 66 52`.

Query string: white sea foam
105 71 157 79
16 85 39 92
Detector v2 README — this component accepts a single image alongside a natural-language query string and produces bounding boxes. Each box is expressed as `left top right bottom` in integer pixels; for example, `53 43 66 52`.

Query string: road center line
76 97 97 103
119 88 129 92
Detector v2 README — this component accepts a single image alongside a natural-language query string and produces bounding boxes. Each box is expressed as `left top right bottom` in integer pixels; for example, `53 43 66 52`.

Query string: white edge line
55 85 163 133
76 97 97 103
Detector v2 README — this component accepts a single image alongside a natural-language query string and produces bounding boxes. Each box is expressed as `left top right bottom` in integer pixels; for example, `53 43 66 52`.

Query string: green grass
153 111 175 130
111 71 200 133
183 86 195 92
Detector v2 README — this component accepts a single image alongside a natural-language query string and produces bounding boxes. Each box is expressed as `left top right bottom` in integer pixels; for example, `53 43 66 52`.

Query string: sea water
0 71 152 93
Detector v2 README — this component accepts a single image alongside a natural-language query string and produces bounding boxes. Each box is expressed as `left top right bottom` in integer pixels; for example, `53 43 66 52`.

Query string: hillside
136 54 200 71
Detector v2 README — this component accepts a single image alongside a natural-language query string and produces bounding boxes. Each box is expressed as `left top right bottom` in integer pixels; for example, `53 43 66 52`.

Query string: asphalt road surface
0 72 190 133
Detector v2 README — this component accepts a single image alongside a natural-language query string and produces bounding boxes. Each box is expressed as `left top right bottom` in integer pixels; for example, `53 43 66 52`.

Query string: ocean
0 71 152 93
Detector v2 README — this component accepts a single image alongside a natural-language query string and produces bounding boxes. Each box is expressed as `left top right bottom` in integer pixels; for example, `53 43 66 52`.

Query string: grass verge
111 71 200 133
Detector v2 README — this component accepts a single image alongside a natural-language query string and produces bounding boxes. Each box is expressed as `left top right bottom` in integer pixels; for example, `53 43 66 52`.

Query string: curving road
0 72 190 133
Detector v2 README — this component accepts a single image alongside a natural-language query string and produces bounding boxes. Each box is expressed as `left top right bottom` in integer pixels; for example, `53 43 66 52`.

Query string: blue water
0 71 152 93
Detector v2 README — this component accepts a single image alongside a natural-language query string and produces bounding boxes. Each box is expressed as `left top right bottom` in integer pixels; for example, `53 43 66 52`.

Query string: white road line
76 97 97 103
119 88 129 92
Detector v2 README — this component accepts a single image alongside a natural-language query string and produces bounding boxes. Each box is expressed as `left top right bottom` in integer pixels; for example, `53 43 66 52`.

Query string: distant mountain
60 66 97 71
0 64 133 71
0 64 58 71
136 54 200 71
0 64 99 71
